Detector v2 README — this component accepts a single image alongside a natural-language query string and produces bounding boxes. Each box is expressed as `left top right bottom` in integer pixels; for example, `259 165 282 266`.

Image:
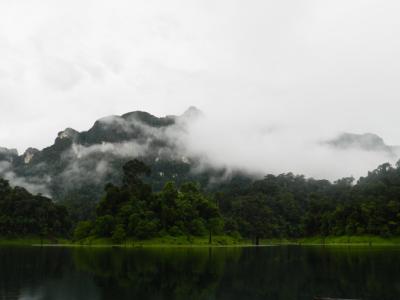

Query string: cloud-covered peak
57 128 79 140
327 132 397 155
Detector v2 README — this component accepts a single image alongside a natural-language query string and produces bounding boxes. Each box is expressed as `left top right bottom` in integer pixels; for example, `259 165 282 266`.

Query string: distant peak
0 147 18 163
122 110 154 120
23 147 39 154
178 107 203 124
183 106 202 117
120 110 175 127
57 128 79 140
327 132 393 153
23 148 39 164
0 147 18 156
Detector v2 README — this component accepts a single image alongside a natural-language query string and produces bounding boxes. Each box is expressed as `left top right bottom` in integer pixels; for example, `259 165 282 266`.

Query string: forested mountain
0 108 233 221
1 108 399 226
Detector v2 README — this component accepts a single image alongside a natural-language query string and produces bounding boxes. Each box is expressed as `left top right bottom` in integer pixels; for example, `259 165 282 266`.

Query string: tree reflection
72 247 241 300
1 246 400 300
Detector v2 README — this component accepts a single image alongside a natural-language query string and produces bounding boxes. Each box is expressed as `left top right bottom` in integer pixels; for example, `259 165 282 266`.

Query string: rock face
23 148 40 164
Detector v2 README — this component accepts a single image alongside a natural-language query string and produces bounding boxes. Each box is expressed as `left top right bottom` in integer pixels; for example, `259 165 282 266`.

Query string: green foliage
218 162 400 243
0 178 70 237
189 218 207 236
134 219 159 239
94 215 115 237
74 159 400 244
73 221 93 240
88 161 224 241
112 224 127 244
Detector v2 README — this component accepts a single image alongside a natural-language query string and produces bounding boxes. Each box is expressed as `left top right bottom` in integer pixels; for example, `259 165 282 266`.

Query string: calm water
0 245 399 300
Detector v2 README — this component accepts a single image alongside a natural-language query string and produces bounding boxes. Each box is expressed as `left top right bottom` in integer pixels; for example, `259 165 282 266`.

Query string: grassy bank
0 237 70 246
292 235 400 246
0 235 249 247
3 235 400 247
39 235 400 247
75 235 251 247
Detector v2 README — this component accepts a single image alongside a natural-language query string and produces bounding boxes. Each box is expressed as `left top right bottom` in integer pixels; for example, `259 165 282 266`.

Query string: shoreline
2 235 400 248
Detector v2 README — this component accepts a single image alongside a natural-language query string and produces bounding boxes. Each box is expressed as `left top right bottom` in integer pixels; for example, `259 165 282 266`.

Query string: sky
1 0 400 179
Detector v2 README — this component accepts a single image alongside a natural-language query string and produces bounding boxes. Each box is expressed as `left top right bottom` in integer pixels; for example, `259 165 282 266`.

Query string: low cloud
177 112 400 181
0 161 51 196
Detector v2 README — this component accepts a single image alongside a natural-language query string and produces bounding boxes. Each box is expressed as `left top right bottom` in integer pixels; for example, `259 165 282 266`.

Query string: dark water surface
0 245 399 300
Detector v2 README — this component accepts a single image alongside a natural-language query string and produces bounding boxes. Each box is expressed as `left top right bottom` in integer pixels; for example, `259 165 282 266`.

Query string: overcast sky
1 0 400 175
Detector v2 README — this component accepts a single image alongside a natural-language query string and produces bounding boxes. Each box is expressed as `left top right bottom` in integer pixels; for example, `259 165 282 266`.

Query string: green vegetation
296 235 400 246
0 237 70 246
75 235 246 247
219 162 400 242
0 178 70 239
4 159 400 247
73 159 225 244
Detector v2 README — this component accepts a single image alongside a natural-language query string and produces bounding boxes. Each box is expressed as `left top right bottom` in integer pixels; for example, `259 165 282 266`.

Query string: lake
0 245 399 299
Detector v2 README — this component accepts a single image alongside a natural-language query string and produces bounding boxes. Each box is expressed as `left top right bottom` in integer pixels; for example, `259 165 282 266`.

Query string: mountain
0 107 230 215
1 108 399 222
326 132 400 157
0 147 18 163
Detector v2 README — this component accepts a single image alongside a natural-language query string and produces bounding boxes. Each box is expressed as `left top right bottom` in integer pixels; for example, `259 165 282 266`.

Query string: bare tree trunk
209 230 212 245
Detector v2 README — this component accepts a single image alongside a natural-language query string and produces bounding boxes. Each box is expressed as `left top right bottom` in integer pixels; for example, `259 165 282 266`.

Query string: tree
206 217 224 244
134 219 159 239
112 224 127 244
232 194 275 245
95 215 115 237
74 221 93 241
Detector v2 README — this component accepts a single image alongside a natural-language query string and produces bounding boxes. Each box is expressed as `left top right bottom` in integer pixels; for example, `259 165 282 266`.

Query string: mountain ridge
0 107 229 212
0 107 398 211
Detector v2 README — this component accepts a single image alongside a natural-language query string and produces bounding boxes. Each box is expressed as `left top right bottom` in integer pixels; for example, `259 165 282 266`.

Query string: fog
1 0 400 182
179 111 399 180
0 161 51 196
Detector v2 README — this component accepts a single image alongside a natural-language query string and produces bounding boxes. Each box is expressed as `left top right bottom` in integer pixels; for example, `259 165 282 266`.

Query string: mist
0 161 51 196
1 0 400 187
177 110 399 181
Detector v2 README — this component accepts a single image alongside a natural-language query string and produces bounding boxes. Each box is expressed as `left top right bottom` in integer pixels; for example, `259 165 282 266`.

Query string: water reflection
0 246 399 300
73 247 241 300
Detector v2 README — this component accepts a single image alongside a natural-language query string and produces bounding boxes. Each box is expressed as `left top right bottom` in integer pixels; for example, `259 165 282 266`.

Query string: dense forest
2 159 400 244
0 178 70 238
219 162 400 243
73 160 400 244
74 160 223 243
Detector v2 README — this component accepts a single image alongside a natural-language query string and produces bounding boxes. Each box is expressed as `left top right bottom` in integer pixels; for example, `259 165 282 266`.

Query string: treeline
3 159 400 244
219 162 400 242
0 178 70 237
75 160 400 244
